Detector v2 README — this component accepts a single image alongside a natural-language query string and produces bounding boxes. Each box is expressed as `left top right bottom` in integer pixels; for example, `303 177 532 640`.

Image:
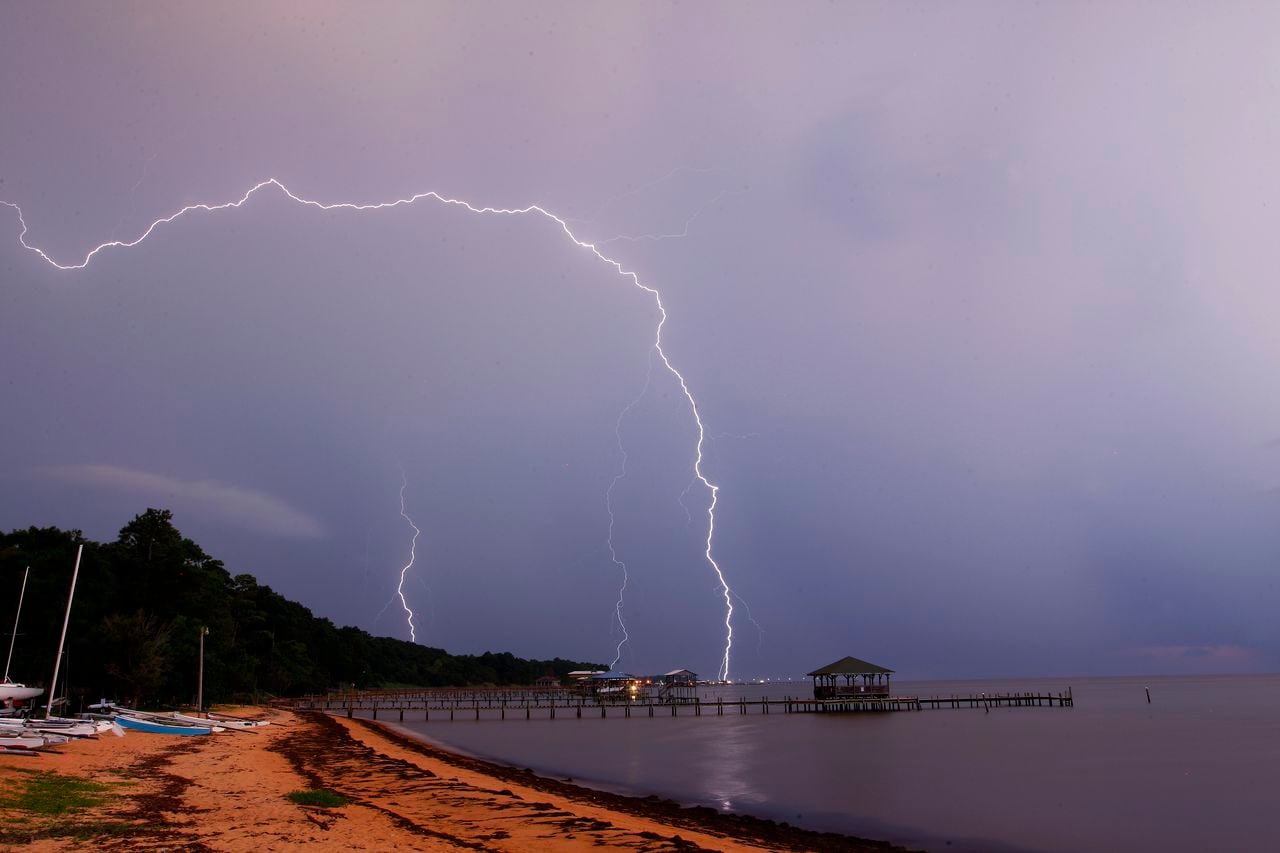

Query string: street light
197 626 210 716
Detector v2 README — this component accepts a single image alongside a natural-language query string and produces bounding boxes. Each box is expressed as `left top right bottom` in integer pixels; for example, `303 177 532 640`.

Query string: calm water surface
373 675 1280 852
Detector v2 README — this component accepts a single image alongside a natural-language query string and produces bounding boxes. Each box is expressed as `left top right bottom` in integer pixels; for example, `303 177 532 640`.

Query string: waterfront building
806 656 894 699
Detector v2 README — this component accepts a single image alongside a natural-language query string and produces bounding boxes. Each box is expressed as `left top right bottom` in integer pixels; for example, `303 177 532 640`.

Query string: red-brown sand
0 708 908 851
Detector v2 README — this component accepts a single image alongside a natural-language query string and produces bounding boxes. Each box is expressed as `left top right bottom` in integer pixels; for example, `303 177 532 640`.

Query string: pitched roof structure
806 656 894 677
588 670 635 680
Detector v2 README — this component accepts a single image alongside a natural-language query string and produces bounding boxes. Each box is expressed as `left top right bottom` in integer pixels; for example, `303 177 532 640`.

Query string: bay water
379 674 1280 851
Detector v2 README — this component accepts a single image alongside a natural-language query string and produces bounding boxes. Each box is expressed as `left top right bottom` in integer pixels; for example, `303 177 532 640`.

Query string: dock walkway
287 688 1073 722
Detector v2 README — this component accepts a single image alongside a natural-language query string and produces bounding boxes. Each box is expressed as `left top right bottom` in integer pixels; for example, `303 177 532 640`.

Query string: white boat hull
0 683 44 703
171 712 262 730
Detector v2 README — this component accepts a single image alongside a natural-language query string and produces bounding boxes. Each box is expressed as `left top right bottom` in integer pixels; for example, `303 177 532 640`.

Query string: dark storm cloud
41 464 325 540
2 1 1278 678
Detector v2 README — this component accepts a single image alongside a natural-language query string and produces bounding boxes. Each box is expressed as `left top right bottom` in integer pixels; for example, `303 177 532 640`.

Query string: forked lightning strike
605 349 655 669
396 470 422 643
1 177 741 680
369 466 422 642
594 190 730 247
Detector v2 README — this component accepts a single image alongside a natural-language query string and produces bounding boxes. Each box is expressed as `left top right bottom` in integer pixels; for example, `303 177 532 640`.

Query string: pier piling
299 686 1074 724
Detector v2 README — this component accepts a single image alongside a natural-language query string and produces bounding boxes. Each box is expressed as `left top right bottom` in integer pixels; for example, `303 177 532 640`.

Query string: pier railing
284 688 1073 721
814 685 892 699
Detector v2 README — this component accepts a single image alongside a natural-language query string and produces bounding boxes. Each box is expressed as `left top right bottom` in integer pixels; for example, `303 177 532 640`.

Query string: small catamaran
111 712 222 736
91 703 223 734
169 711 265 731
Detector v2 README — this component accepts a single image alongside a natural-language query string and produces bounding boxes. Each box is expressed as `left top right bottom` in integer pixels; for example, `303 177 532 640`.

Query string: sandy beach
0 709 905 852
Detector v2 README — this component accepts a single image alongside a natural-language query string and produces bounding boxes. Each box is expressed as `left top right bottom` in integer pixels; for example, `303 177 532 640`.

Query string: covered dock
807 656 894 699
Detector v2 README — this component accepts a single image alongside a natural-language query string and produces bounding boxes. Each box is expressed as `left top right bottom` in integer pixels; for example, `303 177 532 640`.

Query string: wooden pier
287 687 1073 722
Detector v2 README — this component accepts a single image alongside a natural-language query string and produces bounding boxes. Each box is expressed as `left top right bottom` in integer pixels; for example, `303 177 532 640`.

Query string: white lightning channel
606 347 655 669
1 176 741 680
593 189 731 247
396 469 421 643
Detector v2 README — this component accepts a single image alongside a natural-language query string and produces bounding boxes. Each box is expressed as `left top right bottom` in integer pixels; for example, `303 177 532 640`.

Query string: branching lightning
1 176 743 679
108 151 159 241
594 190 730 247
605 348 655 669
395 469 421 643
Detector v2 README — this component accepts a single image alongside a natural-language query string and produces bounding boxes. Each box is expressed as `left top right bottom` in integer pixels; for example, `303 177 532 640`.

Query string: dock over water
288 687 1073 721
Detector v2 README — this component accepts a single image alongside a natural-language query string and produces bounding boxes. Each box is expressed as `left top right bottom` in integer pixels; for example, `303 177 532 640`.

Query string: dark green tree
1 510 602 708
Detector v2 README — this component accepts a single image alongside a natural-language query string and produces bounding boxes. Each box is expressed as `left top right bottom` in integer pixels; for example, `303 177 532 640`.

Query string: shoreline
351 713 910 852
0 707 911 851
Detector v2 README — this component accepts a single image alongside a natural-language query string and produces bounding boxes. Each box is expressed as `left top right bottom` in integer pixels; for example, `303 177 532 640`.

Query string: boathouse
584 670 638 698
658 669 698 703
807 656 894 699
660 669 697 685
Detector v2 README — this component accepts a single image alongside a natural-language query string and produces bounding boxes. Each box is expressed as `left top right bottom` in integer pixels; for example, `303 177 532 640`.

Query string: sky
2 1 1279 681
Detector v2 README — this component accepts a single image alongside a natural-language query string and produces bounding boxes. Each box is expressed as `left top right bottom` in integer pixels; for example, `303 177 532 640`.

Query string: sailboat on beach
1 565 44 710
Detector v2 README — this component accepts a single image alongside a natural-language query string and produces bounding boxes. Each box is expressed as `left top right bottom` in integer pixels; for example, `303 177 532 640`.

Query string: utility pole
197 626 210 715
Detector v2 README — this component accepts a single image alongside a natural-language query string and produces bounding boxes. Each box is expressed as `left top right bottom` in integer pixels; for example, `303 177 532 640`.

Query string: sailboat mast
45 544 83 719
4 565 29 682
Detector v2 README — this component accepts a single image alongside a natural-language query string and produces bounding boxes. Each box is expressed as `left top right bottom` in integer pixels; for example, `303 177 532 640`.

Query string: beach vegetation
0 771 113 816
287 788 350 808
0 820 142 845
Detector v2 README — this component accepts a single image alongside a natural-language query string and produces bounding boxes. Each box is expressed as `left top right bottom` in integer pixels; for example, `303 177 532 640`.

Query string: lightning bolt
593 189 730 247
108 151 159 241
395 468 421 643
679 432 766 663
606 348 655 669
1 176 742 680
678 431 759 525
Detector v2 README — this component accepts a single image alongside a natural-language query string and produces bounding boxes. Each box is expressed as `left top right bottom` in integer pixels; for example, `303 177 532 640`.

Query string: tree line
1 509 603 708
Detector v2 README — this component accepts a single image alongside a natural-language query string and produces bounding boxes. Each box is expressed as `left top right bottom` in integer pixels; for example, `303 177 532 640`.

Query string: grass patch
0 772 113 816
0 820 143 844
286 788 349 808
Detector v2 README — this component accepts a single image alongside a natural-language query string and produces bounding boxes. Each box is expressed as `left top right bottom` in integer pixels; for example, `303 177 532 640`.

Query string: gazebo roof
806 656 894 677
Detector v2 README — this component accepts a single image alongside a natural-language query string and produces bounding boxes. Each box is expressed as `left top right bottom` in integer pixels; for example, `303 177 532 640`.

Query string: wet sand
0 709 907 851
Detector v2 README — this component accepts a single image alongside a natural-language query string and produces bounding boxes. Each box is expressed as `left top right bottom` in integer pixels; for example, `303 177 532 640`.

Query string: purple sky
3 2 1279 680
